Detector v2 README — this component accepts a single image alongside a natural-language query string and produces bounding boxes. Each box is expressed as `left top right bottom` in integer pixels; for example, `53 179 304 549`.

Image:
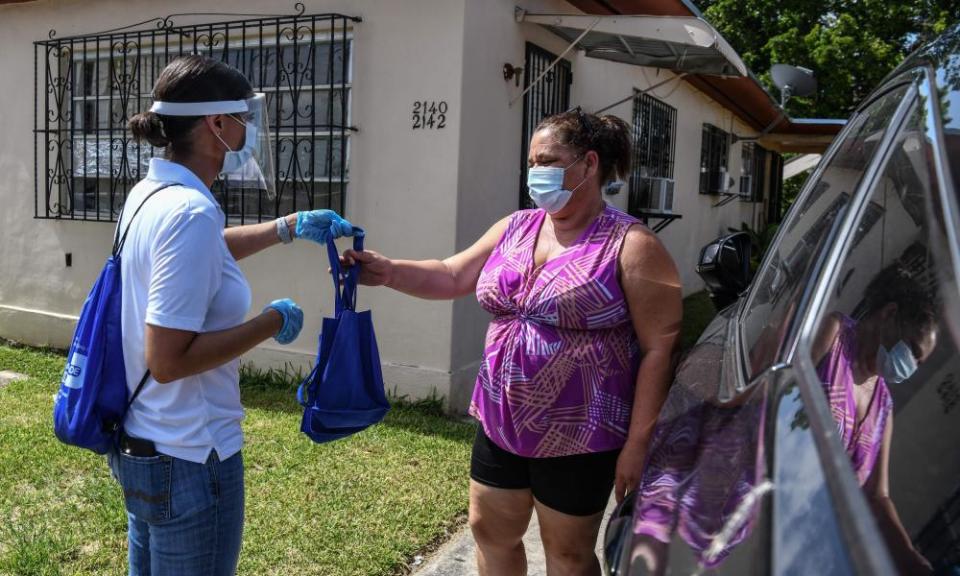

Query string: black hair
128 55 253 155
862 262 937 335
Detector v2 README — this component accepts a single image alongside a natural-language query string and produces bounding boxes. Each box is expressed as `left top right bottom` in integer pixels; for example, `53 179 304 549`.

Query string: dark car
604 23 960 576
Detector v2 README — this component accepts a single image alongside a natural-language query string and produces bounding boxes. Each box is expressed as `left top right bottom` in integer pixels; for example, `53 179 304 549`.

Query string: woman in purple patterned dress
342 109 682 575
811 264 938 574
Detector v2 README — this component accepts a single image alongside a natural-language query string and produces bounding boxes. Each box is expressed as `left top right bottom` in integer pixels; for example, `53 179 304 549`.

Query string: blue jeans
108 448 244 576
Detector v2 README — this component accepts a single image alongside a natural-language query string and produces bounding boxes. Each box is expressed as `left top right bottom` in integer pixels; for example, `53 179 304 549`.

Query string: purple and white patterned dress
470 205 642 458
817 314 892 485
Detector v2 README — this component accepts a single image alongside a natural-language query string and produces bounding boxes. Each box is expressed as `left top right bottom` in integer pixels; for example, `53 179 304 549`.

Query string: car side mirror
696 232 753 310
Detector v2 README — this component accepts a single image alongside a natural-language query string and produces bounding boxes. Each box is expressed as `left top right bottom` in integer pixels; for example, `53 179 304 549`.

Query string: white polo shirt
119 158 251 463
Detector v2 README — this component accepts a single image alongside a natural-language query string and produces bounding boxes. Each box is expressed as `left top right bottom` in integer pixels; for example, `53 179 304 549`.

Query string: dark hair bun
596 114 631 182
129 111 170 148
535 108 632 184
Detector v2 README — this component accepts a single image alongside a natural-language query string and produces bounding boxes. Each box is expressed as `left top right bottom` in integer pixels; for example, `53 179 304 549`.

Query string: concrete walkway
413 497 616 576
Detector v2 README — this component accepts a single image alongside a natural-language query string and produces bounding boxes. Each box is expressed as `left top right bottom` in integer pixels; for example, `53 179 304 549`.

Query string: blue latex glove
264 298 303 345
295 210 353 244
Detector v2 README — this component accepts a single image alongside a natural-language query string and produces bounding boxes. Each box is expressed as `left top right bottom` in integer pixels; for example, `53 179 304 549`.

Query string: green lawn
0 345 475 576
0 294 715 575
681 291 717 352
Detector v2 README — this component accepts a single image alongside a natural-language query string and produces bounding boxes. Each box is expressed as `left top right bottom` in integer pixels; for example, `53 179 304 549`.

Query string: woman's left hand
614 439 647 504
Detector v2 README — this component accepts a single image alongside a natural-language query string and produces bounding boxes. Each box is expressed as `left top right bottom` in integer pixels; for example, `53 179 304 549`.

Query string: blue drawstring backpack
297 229 390 443
53 183 173 454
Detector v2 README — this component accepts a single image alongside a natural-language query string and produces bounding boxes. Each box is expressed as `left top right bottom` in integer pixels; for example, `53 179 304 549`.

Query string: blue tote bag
297 229 390 443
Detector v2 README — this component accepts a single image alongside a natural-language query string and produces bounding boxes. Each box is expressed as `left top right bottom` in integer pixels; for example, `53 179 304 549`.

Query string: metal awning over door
516 11 748 78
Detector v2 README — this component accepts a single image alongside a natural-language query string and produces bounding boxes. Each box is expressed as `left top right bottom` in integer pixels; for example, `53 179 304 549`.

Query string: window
699 123 730 195
628 92 677 215
519 43 572 209
739 142 756 199
767 152 785 223
34 12 357 224
740 142 783 202
806 98 960 574
740 83 912 380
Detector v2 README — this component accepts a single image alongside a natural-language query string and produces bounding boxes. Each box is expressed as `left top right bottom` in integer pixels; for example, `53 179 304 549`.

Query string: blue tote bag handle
325 228 365 315
297 228 365 408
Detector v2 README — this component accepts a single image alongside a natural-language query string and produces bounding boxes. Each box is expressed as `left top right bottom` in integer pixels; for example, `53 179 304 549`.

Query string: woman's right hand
341 249 394 287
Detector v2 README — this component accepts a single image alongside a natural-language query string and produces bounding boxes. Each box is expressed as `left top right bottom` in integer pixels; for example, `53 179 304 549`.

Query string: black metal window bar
628 91 677 215
34 6 359 224
739 141 769 202
519 42 572 209
630 91 676 181
699 123 730 195
766 151 784 222
739 141 756 199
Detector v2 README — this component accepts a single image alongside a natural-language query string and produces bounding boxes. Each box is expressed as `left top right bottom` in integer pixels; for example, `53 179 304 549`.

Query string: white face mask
214 115 257 175
876 340 918 384
527 155 587 213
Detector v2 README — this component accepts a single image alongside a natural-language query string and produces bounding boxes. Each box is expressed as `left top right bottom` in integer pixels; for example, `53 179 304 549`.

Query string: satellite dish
771 64 817 107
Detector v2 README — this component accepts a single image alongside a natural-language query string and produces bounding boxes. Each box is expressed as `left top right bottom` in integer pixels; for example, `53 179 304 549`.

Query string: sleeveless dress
470 205 642 458
816 314 893 485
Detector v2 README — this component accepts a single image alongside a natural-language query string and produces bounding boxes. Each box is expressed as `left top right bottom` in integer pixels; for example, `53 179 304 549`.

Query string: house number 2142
412 101 448 129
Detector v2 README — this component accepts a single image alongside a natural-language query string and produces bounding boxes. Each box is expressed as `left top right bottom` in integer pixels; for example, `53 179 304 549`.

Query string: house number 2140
412 101 448 129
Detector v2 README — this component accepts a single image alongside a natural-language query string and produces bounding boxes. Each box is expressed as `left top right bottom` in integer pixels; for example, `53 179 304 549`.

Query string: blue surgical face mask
527 155 587 213
876 340 918 384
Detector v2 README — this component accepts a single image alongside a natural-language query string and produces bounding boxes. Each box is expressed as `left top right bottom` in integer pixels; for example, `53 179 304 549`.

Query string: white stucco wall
1 0 781 411
0 0 469 403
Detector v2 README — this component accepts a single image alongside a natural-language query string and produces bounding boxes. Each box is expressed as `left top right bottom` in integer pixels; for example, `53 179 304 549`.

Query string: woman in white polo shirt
112 55 348 576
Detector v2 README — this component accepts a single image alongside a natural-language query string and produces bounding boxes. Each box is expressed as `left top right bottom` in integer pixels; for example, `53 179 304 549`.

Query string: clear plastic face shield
149 93 276 199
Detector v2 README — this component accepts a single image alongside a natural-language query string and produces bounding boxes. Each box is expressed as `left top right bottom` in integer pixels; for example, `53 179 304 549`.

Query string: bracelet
276 216 293 244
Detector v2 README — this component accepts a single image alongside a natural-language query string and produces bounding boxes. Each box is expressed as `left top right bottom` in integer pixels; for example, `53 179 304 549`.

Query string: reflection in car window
808 100 960 575
741 84 912 380
629 307 773 574
931 28 960 191
774 381 853 576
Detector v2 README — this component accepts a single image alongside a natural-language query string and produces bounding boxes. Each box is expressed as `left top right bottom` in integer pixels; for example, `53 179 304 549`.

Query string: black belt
118 431 158 457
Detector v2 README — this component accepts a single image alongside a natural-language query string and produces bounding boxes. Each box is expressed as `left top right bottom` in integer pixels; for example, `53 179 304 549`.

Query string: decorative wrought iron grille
699 123 730 195
630 91 676 182
34 6 359 224
519 43 572 209
628 91 677 215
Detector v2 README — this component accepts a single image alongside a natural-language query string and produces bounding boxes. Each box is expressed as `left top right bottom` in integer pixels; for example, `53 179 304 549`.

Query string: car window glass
931 29 960 191
807 99 960 575
773 381 854 576
741 84 912 380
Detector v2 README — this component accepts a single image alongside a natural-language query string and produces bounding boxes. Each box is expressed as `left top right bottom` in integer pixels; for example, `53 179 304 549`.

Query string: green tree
698 0 960 118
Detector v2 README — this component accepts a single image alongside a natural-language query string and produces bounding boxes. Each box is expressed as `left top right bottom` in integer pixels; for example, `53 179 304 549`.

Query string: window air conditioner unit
631 177 675 214
708 167 728 195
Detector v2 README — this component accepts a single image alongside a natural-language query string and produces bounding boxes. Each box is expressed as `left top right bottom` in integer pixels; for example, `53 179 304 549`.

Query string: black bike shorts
470 427 620 517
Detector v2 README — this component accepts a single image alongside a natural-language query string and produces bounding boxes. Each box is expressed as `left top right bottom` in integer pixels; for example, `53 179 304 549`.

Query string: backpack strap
112 182 178 257
125 370 152 419
108 181 177 436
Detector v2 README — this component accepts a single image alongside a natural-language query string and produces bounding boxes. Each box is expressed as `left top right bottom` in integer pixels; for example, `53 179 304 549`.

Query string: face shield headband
149 94 276 199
